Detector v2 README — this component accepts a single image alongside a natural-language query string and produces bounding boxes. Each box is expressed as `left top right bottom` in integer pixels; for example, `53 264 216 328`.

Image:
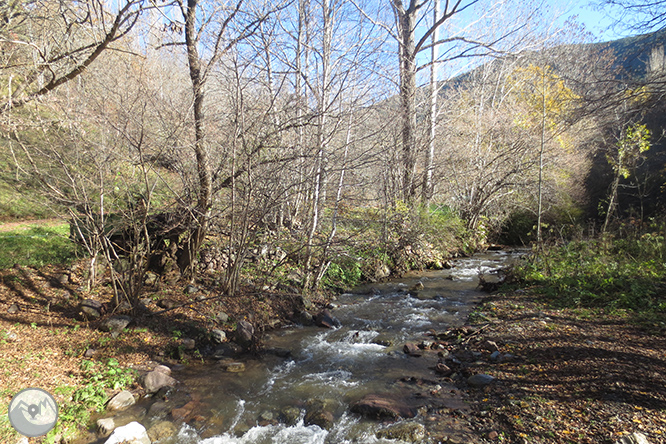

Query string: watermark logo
8 388 58 437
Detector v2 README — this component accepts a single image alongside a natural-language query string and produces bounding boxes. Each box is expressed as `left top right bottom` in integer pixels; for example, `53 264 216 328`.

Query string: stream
114 250 523 444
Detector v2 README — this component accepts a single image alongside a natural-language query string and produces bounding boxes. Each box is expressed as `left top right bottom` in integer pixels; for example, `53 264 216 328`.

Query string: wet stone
403 343 422 357
218 361 245 372
147 401 169 419
107 390 135 411
144 370 178 394
97 418 115 437
212 342 243 359
376 422 427 442
147 421 178 442
350 394 416 420
280 407 302 426
314 309 341 329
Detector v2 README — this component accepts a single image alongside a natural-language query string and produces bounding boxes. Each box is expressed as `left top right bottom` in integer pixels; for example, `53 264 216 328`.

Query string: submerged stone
376 422 426 442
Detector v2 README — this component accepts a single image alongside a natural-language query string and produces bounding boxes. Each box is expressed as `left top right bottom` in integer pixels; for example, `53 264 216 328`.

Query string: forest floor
457 288 666 444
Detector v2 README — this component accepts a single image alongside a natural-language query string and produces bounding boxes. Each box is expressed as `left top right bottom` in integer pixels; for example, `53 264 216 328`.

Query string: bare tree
0 0 148 113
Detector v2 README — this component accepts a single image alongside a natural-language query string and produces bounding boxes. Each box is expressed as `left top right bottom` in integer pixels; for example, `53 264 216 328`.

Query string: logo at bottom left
8 388 59 437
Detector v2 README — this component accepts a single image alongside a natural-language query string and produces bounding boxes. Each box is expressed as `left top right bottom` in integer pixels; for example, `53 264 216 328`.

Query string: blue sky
564 1 636 42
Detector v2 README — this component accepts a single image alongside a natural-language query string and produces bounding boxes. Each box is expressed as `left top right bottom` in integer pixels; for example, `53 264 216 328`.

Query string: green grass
515 228 666 312
0 223 79 269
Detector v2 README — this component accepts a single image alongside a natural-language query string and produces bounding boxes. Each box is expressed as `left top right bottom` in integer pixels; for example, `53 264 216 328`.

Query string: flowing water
134 251 523 444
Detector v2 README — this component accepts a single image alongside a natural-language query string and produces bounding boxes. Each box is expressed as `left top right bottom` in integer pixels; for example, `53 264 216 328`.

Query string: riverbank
0 260 328 443
453 288 666 444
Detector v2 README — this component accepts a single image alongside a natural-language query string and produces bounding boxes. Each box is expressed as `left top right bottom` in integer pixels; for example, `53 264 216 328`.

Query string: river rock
153 364 172 375
144 370 178 394
219 360 245 372
147 401 169 419
235 320 255 348
147 421 178 442
280 407 302 426
171 400 199 421
403 343 422 357
295 310 314 326
107 390 135 411
305 399 336 430
314 309 341 328
79 299 103 318
435 363 453 376
97 418 115 437
371 335 393 347
212 342 243 359
104 421 150 444
467 374 495 388
376 422 427 442
350 394 415 420
412 281 425 291
211 329 227 343
615 432 651 444
99 315 132 333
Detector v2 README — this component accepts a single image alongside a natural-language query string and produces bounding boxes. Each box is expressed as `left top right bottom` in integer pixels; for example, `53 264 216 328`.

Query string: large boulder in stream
350 394 416 420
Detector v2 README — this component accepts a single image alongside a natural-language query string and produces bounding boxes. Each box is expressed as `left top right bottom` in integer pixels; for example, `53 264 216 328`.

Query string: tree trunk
423 0 440 205
182 0 213 275
397 6 418 204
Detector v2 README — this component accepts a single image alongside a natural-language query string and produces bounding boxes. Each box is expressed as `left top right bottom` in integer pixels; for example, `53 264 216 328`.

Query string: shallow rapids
149 250 523 443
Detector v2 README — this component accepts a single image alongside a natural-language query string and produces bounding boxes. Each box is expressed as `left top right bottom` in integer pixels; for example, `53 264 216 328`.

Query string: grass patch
0 223 79 269
515 228 666 312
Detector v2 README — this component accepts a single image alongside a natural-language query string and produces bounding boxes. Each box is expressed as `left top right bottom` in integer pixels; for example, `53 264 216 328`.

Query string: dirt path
0 218 65 232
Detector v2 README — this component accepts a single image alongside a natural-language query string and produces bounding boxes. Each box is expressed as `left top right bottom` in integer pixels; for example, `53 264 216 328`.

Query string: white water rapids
137 251 523 443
